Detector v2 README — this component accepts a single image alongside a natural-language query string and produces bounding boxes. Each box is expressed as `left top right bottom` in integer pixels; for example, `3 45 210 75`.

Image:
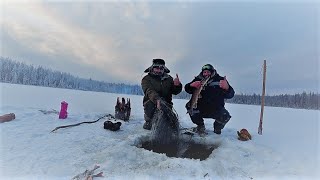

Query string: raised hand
173 74 181 86
219 76 229 90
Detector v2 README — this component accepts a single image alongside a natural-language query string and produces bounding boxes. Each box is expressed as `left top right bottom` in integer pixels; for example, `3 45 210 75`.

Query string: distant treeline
227 93 319 110
1 57 319 110
0 57 142 95
174 91 319 110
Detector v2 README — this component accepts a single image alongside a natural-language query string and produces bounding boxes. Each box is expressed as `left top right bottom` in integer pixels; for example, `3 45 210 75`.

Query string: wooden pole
258 60 267 135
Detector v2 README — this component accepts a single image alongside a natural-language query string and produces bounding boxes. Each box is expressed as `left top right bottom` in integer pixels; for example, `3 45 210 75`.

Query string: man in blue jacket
185 64 235 134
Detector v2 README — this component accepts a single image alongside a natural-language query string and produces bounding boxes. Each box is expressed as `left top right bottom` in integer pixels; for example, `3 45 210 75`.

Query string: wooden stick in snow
258 60 267 135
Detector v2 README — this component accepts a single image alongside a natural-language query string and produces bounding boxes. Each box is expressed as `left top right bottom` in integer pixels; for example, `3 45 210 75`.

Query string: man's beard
152 71 164 76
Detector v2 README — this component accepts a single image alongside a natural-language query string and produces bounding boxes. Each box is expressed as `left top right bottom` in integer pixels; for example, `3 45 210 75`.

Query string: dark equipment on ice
103 120 122 131
115 97 131 121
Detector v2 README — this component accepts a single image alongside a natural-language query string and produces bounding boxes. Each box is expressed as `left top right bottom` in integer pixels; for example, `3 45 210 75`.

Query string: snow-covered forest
0 57 319 110
0 57 142 95
228 93 319 110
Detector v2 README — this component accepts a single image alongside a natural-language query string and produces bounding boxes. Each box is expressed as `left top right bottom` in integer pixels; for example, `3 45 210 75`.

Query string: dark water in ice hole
138 103 218 160
139 140 217 161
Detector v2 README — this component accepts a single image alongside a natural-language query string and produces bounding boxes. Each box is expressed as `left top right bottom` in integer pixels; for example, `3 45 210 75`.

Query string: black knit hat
202 64 215 73
144 58 170 73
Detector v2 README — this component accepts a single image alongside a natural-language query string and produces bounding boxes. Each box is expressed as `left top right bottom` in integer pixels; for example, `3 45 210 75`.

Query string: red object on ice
59 101 68 119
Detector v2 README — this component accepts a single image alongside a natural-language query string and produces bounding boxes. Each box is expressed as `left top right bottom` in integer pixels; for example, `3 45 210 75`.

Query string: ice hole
136 137 218 161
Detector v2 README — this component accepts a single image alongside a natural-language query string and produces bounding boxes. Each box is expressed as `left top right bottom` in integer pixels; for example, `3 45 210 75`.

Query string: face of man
152 65 164 75
202 70 212 78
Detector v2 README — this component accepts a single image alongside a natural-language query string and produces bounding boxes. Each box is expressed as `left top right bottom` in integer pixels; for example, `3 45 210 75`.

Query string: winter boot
143 121 152 130
196 124 206 134
213 121 223 135
213 129 221 135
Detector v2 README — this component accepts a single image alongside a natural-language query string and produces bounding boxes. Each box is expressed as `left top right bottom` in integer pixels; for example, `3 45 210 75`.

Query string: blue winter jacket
185 73 235 113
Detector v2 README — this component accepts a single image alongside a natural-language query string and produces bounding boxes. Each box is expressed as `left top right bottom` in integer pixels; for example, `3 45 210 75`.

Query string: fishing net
150 100 180 146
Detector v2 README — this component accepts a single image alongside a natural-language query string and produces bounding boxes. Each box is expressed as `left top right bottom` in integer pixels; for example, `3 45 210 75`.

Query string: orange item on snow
0 113 16 123
237 128 252 141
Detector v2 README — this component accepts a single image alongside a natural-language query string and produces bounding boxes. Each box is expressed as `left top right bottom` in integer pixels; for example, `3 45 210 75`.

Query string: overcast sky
1 1 319 95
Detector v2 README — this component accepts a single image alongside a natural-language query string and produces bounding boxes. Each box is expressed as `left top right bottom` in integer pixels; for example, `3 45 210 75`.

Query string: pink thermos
59 101 68 119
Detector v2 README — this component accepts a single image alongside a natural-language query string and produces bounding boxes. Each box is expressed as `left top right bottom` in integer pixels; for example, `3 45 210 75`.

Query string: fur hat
144 58 170 73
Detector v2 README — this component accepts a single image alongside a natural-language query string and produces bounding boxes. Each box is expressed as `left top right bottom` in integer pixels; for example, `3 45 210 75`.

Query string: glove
237 129 252 141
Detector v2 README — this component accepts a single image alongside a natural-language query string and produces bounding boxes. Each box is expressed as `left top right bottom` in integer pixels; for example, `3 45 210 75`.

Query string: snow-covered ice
0 83 319 179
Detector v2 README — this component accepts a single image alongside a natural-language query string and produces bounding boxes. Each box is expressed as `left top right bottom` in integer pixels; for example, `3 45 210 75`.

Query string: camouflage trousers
143 100 173 123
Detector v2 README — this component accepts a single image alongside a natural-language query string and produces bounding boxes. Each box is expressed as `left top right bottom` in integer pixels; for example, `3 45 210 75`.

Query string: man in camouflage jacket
141 59 182 130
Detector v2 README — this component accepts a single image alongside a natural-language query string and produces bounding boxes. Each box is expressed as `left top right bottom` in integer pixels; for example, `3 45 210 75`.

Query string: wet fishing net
147 100 216 159
150 100 180 146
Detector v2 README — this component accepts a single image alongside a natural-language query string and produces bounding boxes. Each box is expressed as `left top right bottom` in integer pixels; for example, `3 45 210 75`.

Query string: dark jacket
185 73 235 113
141 73 182 105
